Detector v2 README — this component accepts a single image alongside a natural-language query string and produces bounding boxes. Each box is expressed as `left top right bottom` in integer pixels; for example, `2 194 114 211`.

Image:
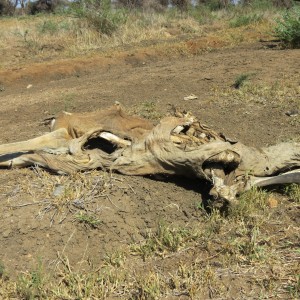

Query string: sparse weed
204 208 224 236
285 274 300 298
38 20 59 35
288 116 300 127
238 226 266 260
194 200 205 211
74 211 102 228
131 272 163 300
1 254 128 299
232 73 251 89
229 187 269 221
104 250 126 267
131 222 198 259
61 93 77 111
17 261 46 300
51 251 127 298
284 183 300 203
219 79 300 107
169 261 221 298
0 261 5 278
14 168 112 225
132 101 162 121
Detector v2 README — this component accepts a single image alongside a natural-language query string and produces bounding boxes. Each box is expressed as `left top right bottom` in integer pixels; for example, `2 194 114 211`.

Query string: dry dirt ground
0 39 299 298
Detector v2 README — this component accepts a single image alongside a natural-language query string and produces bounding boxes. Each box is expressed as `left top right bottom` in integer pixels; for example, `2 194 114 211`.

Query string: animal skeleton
0 103 299 205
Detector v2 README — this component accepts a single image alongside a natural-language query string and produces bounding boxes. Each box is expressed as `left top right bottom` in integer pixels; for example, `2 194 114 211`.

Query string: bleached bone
99 132 131 148
0 128 70 156
246 170 300 190
172 125 185 134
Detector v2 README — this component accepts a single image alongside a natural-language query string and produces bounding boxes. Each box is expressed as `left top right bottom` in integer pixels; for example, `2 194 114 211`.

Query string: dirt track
0 40 299 295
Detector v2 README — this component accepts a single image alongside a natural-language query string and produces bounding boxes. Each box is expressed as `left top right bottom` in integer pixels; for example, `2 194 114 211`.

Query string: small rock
53 184 65 197
285 109 299 117
26 84 33 89
72 199 85 209
2 230 11 238
145 195 151 201
267 196 278 208
184 94 198 101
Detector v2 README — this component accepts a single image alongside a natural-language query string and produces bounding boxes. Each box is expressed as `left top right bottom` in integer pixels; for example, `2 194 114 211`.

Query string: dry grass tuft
0 167 126 226
131 221 199 260
216 75 300 108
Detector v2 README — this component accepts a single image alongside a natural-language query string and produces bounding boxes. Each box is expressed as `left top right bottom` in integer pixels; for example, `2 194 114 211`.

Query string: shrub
29 0 61 15
0 0 15 15
274 7 300 48
232 73 251 89
71 0 128 35
171 0 189 12
272 0 293 8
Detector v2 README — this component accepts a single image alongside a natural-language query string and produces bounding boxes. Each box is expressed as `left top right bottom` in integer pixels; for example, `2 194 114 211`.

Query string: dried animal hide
0 104 299 204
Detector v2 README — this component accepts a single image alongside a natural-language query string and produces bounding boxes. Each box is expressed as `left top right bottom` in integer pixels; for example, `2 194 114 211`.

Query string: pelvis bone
1 103 300 205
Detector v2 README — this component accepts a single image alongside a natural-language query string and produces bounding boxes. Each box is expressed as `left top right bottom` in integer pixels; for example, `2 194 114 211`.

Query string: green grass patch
274 7 300 48
74 212 102 228
229 13 263 28
284 183 300 203
229 187 270 221
17 261 46 300
70 0 128 35
131 222 198 260
232 73 251 89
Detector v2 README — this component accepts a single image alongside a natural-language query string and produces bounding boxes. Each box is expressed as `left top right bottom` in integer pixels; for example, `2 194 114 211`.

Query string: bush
242 0 274 10
0 0 15 15
71 0 128 35
274 7 300 48
198 0 231 11
117 0 141 9
272 0 293 8
28 0 62 15
171 0 189 12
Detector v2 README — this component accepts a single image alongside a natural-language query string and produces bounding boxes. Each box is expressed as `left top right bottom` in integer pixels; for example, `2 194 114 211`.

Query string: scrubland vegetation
0 170 299 299
0 125 298 295
0 0 299 69
0 0 299 299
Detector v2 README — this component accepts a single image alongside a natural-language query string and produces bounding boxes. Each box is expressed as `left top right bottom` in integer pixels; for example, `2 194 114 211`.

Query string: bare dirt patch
0 40 299 298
